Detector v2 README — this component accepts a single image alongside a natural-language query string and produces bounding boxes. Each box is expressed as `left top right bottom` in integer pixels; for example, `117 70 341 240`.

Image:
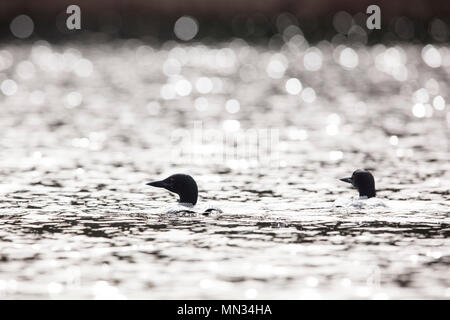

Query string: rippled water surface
0 40 449 299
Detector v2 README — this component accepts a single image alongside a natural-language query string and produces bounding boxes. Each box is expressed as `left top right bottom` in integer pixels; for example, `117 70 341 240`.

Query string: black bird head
146 174 198 205
340 169 376 198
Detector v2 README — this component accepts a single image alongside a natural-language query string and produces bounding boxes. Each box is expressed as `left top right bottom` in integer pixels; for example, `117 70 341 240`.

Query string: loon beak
339 177 353 184
146 180 169 188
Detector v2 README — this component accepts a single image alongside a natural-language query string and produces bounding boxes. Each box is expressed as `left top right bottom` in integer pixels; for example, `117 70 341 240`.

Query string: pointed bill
146 180 168 188
339 177 353 184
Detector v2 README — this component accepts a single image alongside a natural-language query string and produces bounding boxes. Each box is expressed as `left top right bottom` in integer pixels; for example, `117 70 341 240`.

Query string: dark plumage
340 169 376 198
146 174 198 206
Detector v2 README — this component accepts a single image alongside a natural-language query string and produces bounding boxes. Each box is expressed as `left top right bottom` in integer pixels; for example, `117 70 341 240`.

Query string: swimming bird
146 173 198 206
339 169 376 198
146 174 223 215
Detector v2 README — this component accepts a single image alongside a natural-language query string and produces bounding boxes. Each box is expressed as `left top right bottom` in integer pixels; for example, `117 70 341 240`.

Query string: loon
340 169 376 199
147 174 198 206
146 174 223 215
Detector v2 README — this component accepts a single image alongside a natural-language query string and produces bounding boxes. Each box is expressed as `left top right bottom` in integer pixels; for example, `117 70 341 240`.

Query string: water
0 39 449 299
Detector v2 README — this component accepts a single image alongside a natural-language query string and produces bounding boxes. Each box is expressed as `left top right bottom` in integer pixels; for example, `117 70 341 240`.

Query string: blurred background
0 0 449 299
1 0 450 42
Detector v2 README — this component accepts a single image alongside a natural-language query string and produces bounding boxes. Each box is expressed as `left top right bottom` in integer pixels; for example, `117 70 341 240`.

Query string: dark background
1 0 449 42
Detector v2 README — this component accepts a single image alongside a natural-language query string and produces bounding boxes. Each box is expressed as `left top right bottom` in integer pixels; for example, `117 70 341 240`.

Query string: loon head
146 174 198 206
340 169 376 198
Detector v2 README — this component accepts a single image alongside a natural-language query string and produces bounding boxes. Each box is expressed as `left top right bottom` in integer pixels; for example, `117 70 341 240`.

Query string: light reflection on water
0 39 449 299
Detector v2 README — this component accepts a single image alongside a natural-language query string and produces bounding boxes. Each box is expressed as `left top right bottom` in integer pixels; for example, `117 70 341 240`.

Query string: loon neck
178 193 197 206
359 191 376 198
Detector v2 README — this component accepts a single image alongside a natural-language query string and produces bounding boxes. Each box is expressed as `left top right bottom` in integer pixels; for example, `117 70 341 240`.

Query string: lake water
0 39 449 299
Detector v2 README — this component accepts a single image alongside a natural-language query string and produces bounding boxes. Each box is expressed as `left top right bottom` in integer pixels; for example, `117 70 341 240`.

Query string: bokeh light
196 77 213 94
433 96 446 110
65 91 83 108
303 47 323 71
285 78 302 95
174 16 199 41
1 79 18 96
225 99 240 113
10 15 34 39
301 87 316 103
422 45 442 68
339 47 359 69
